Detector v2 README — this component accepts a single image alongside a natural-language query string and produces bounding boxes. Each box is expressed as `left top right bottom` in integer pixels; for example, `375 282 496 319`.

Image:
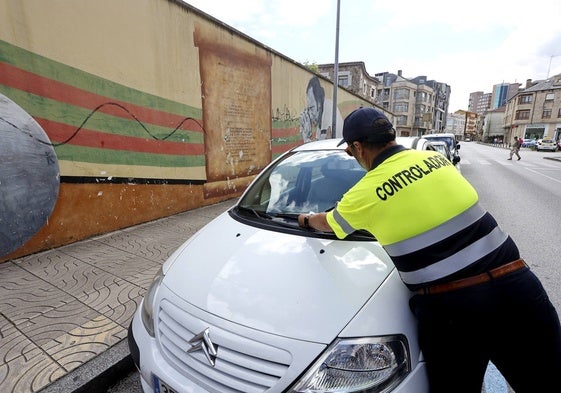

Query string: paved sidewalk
0 200 235 393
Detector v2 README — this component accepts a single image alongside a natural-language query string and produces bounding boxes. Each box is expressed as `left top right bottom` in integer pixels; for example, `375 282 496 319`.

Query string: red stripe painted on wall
272 141 300 154
37 118 205 155
0 62 203 132
272 126 299 138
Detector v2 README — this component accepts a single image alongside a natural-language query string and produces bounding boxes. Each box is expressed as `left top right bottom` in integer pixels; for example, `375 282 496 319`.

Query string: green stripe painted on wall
271 134 301 145
56 144 205 167
1 85 204 144
0 39 201 119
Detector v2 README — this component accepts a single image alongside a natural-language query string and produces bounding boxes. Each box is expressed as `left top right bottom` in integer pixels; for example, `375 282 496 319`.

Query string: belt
416 258 527 295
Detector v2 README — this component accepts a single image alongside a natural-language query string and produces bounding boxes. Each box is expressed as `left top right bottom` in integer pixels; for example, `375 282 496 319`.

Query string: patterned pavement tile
43 314 126 372
0 313 38 363
0 270 73 325
0 348 65 393
18 300 104 348
95 230 187 263
128 264 161 290
15 252 123 299
76 280 145 319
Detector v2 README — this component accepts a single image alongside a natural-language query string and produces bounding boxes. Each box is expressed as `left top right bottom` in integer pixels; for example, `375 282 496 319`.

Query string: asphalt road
105 142 561 393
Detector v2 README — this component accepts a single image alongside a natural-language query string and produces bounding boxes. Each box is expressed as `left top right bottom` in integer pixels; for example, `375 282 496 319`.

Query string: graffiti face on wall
300 76 343 143
0 93 60 257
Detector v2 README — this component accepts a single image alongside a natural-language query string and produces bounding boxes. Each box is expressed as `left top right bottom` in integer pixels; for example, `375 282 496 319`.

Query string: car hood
162 211 395 343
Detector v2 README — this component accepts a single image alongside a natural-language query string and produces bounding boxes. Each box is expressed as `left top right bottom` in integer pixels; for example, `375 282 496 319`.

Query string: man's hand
298 212 333 232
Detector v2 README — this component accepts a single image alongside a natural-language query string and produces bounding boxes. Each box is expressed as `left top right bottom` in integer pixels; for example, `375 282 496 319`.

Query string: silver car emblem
188 328 218 366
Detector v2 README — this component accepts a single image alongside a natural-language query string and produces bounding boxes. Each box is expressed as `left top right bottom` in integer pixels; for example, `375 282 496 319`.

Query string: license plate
153 375 178 393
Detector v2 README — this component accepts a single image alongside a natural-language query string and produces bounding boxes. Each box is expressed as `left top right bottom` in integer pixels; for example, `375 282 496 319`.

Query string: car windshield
425 136 455 150
239 149 366 215
433 144 447 155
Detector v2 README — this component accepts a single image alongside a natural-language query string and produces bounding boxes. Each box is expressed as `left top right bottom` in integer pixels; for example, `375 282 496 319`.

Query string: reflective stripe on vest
397 225 508 285
384 203 485 257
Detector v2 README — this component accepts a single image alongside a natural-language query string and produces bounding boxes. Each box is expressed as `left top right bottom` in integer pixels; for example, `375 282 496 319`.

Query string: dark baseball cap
337 107 395 146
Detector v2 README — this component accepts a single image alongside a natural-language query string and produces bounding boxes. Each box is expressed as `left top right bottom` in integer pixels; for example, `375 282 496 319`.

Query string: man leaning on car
299 107 561 393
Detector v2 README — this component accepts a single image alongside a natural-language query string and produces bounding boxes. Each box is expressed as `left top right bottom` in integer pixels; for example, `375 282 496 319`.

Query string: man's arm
298 212 333 232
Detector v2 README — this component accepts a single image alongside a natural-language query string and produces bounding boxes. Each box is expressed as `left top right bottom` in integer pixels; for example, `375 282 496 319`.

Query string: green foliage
303 61 319 73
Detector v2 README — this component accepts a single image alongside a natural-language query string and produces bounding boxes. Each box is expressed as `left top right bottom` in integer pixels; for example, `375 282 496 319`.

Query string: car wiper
237 207 298 222
268 212 300 220
238 206 276 219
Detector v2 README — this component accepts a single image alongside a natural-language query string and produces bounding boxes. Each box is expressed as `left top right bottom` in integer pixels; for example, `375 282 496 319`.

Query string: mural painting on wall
300 76 343 143
194 23 273 199
0 93 59 258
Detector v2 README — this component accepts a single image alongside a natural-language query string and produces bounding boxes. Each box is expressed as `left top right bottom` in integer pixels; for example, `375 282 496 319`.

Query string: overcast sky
184 0 561 112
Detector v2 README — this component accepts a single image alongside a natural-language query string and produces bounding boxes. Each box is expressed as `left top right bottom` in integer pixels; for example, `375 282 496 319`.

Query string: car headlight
289 336 410 393
141 267 165 337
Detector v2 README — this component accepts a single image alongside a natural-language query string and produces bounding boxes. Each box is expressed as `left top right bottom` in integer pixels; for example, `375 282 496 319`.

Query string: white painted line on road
526 167 561 184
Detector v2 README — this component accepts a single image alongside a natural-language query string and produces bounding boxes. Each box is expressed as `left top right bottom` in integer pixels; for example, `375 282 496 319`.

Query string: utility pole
331 0 341 138
546 55 558 79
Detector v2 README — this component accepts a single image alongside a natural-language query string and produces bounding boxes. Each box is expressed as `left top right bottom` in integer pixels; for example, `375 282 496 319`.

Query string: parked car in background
536 138 557 151
423 133 460 166
429 140 452 161
128 138 428 393
396 136 436 152
557 139 561 151
521 138 537 149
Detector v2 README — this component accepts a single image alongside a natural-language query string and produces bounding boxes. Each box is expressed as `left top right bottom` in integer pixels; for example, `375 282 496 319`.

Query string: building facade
374 70 451 136
503 74 561 142
469 91 492 115
318 62 380 103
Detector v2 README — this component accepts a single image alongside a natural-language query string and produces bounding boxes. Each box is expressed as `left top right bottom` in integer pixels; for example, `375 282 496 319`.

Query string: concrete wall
0 0 383 261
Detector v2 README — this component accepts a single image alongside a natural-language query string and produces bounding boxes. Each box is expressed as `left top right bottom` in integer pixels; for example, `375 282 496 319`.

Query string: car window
239 150 366 214
424 136 455 151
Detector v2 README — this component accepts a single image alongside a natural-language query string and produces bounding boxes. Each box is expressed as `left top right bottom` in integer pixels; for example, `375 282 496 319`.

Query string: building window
542 109 552 118
370 88 375 99
558 108 561 118
545 93 554 101
363 82 367 95
393 103 409 112
396 115 408 125
515 110 530 120
338 75 349 87
518 95 532 104
393 88 410 100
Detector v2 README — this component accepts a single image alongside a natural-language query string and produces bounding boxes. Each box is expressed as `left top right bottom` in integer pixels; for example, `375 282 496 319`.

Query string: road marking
526 167 561 184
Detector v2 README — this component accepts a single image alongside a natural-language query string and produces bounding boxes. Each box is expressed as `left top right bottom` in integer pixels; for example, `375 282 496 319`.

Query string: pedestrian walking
507 136 522 161
508 136 521 160
298 107 561 393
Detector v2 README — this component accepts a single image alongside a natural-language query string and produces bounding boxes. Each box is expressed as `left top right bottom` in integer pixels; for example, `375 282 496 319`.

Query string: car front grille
157 299 292 393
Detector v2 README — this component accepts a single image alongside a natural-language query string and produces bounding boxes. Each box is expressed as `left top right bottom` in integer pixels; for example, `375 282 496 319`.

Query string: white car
128 139 428 393
422 133 461 167
396 136 436 152
536 138 557 151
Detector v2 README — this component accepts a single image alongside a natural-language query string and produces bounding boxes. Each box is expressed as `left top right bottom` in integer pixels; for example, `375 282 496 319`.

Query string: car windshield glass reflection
426 136 454 150
239 150 366 214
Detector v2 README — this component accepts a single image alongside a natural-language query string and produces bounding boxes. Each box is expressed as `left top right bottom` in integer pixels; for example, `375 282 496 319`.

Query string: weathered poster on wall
195 24 272 197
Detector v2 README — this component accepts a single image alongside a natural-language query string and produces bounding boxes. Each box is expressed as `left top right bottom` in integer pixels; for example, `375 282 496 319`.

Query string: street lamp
546 55 559 79
331 0 341 138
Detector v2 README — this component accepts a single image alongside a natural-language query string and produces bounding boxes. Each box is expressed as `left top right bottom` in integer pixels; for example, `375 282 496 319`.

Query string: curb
39 340 134 393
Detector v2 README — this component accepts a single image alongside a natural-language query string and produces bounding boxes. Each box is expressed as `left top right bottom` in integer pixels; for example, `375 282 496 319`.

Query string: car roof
292 138 344 152
424 133 457 138
396 136 435 150
293 137 436 152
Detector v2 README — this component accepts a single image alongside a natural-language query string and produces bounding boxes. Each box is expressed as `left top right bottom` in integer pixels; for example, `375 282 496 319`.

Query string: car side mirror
456 144 461 150
453 156 460 165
